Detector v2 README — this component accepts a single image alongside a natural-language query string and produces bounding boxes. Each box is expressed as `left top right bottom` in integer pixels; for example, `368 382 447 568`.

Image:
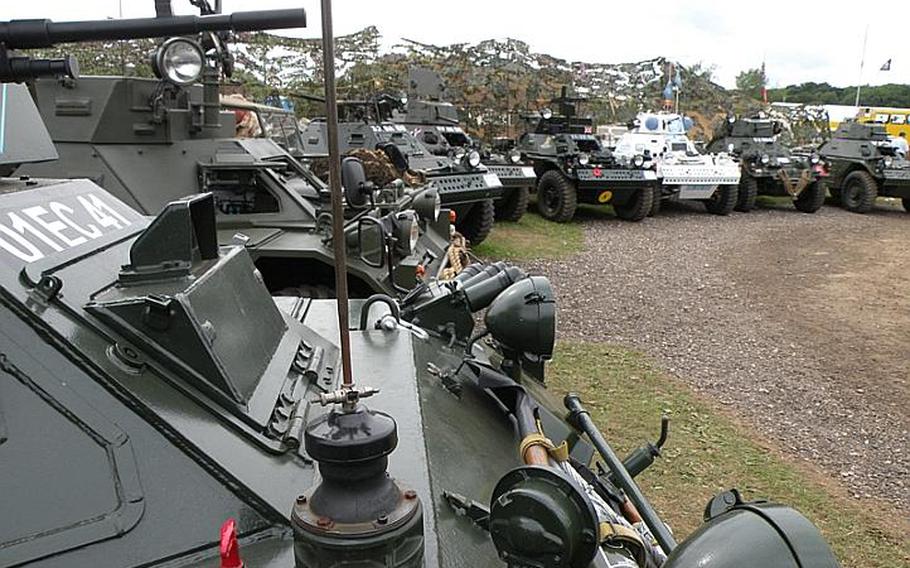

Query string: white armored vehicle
614 113 741 215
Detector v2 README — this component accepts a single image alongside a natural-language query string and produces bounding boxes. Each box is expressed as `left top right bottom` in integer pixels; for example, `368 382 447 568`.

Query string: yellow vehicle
856 106 910 137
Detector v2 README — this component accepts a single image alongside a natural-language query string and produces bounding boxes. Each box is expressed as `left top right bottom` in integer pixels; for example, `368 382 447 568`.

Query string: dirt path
528 200 910 511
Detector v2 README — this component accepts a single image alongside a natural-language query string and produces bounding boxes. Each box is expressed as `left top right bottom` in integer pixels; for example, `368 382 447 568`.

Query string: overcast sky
7 1 907 89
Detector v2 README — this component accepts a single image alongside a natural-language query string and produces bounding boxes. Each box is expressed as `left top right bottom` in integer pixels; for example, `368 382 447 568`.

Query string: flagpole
854 24 869 108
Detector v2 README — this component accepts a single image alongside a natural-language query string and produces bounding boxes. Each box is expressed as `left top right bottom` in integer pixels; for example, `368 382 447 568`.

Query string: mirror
357 216 385 268
341 157 370 207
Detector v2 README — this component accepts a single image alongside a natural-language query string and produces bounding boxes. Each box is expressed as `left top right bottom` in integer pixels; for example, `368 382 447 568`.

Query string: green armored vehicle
1 7 843 568
393 68 536 222
517 87 658 223
819 121 910 213
707 115 826 213
18 4 449 298
300 95 502 245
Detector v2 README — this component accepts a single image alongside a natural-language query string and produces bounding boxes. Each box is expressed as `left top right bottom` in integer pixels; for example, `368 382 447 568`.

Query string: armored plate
484 164 536 184
882 167 910 181
429 172 502 197
659 163 741 186
576 168 657 182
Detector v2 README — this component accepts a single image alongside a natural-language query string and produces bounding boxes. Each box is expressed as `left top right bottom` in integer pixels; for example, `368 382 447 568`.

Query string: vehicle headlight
632 154 645 167
153 37 204 86
413 188 441 221
761 154 770 165
541 107 553 120
884 156 894 168
727 143 735 153
509 149 521 164
810 153 820 165
393 211 419 255
467 150 482 168
577 153 590 166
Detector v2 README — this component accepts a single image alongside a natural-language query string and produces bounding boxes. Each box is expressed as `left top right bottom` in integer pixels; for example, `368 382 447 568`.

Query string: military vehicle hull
615 113 741 215
404 123 534 221
395 69 533 223
301 121 501 245
819 129 910 213
0 178 581 567
706 118 825 213
820 123 910 213
514 88 657 223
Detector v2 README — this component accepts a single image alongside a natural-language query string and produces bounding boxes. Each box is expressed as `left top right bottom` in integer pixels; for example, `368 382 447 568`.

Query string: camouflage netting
31 27 826 144
768 106 832 146
308 149 425 188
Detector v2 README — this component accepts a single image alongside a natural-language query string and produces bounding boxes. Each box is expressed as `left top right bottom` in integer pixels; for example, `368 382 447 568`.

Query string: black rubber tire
457 199 495 245
794 180 826 213
614 186 654 222
274 284 334 298
494 186 530 222
648 186 662 216
903 198 910 213
840 170 878 213
536 170 578 222
704 184 738 215
735 174 758 212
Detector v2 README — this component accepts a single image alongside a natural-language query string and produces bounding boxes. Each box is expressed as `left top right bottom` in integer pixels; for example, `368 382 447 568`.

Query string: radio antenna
320 0 353 389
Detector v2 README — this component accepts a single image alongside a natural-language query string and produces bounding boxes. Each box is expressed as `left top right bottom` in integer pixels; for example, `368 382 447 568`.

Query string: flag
673 65 683 88
663 81 674 100
881 59 892 71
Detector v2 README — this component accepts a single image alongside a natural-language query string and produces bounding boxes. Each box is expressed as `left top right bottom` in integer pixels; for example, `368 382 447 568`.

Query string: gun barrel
0 9 306 49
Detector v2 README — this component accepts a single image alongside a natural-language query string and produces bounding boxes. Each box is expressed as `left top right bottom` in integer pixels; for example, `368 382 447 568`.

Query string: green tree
736 67 767 100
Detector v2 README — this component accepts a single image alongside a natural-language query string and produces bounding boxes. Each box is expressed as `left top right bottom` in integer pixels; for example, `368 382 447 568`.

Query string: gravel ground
525 199 910 512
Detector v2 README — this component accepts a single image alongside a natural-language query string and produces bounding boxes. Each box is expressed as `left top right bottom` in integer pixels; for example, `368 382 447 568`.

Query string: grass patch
547 341 910 568
474 211 583 261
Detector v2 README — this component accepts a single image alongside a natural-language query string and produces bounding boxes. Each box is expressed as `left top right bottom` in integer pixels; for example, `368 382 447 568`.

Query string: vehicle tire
840 170 878 213
903 198 910 213
735 175 758 212
648 186 662 216
794 180 826 213
536 170 578 222
275 284 334 298
614 185 654 222
457 199 495 245
494 186 530 222
704 184 738 215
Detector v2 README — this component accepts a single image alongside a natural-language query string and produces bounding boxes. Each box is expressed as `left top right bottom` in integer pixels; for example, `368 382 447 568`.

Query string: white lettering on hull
0 194 133 262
